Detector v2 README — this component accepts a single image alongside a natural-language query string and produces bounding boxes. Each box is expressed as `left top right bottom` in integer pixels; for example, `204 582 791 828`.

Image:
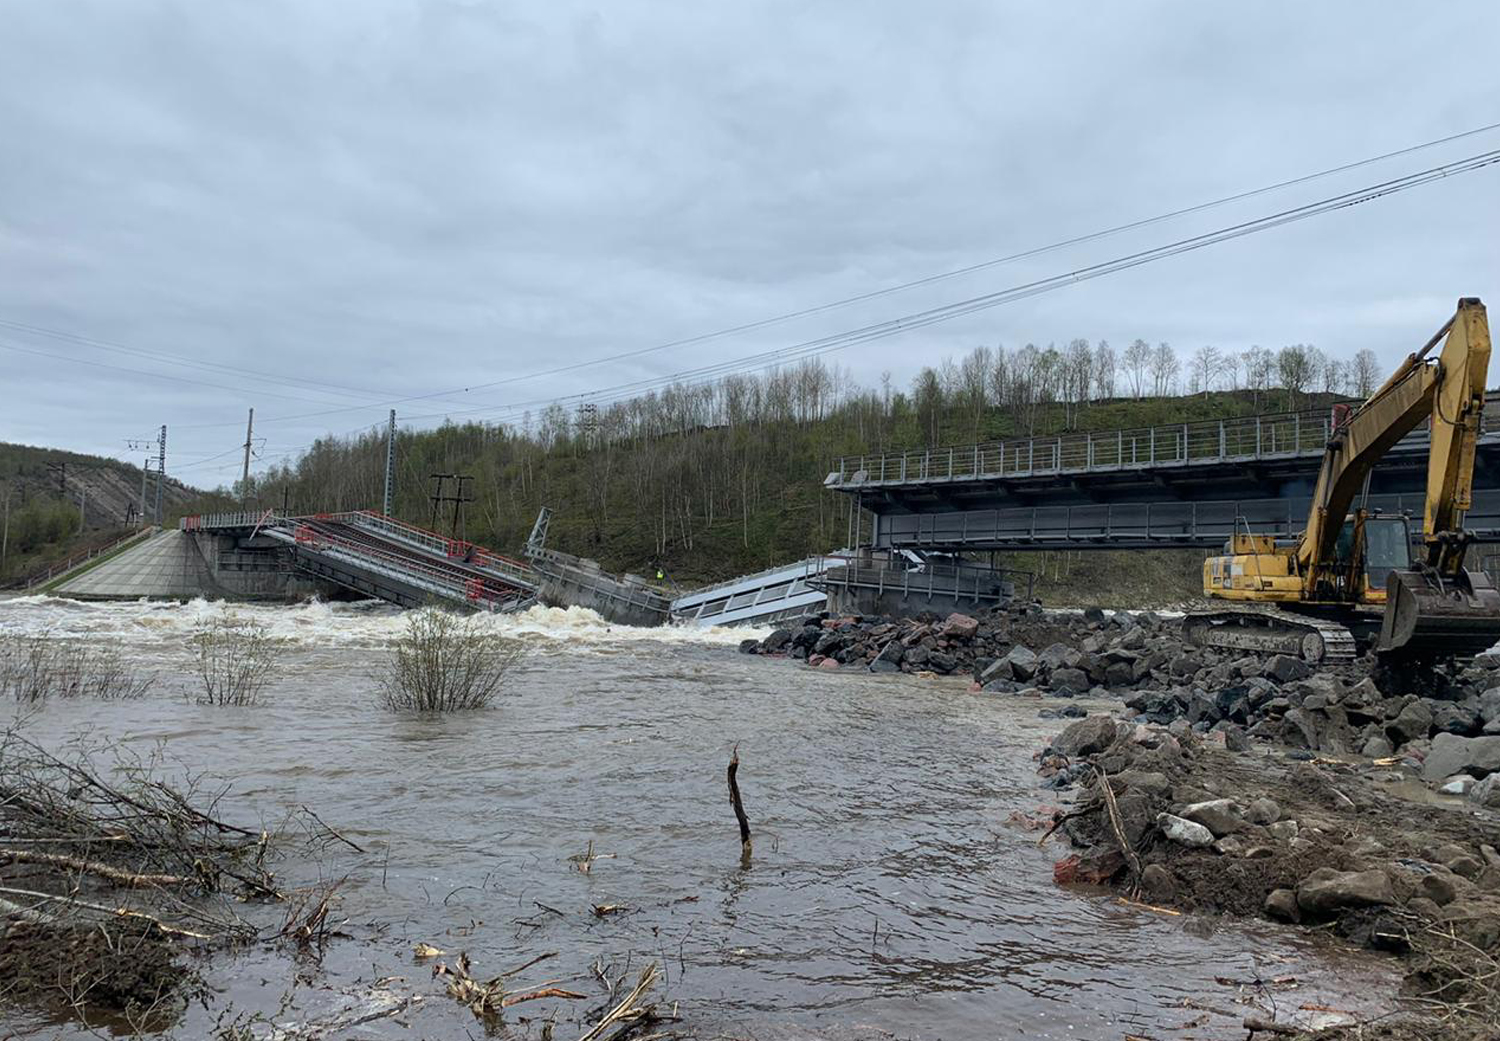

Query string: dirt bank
1032 714 1500 1038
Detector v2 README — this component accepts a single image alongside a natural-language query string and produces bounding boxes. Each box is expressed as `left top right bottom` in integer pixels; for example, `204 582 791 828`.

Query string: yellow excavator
1186 296 1500 663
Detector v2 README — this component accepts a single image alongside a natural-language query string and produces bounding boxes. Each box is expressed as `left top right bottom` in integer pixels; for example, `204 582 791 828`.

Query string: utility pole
576 403 598 450
452 474 473 539
1 483 10 573
46 461 66 496
126 439 152 527
383 409 396 517
427 473 474 540
154 425 166 526
241 408 254 506
78 484 87 533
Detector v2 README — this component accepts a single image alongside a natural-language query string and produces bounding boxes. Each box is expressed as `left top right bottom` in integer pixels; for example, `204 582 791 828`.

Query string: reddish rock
944 613 980 640
1053 850 1124 885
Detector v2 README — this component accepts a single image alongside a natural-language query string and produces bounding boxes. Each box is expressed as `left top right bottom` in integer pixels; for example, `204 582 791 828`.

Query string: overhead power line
17 118 1498 435
255 118 1500 423
197 140 1500 483
389 117 1500 400
389 145 1500 427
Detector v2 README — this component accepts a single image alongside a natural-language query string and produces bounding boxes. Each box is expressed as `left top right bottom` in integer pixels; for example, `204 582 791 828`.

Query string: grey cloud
1 0 1498 483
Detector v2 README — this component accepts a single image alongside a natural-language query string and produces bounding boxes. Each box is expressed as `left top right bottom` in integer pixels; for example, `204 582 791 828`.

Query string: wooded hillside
0 443 198 584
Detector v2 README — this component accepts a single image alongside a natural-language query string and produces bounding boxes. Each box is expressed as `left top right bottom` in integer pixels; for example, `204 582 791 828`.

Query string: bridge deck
827 401 1500 495
669 555 843 626
182 510 538 611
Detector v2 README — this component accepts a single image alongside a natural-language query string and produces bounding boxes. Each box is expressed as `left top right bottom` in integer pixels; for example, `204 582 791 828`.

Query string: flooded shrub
0 634 150 702
0 633 60 702
191 613 281 706
0 727 353 1027
79 645 152 700
377 608 521 712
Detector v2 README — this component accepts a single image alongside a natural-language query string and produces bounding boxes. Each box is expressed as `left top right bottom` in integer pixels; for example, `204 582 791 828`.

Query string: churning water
0 597 1396 1039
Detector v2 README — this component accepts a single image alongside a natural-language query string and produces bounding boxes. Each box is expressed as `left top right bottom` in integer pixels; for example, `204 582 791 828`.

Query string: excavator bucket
1378 567 1500 660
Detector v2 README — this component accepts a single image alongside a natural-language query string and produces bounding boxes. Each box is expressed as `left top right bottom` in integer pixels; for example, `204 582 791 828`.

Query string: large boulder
1179 799 1244 837
1431 702 1482 737
1049 667 1091 694
1470 773 1500 808
1039 642 1083 673
1422 733 1500 781
813 630 846 656
943 613 980 640
927 651 958 675
790 625 822 651
1050 715 1120 758
1003 645 1039 682
1296 868 1395 915
1387 700 1433 744
1125 689 1186 725
1103 661 1136 689
758 628 793 654
1213 686 1252 725
1157 813 1214 848
1116 627 1147 651
1478 687 1500 724
1265 655 1312 684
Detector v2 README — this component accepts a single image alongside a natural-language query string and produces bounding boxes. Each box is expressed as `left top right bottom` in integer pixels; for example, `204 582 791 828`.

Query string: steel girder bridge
825 402 1500 553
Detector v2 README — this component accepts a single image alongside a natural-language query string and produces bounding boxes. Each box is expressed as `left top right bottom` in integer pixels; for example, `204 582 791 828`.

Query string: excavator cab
1361 516 1412 592
1322 512 1411 602
1330 513 1411 596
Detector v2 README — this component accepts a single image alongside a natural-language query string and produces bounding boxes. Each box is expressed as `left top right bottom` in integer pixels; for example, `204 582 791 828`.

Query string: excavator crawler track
1182 606 1357 664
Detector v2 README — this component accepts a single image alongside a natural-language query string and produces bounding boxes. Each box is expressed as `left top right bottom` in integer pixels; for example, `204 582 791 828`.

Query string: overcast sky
3 1 1499 488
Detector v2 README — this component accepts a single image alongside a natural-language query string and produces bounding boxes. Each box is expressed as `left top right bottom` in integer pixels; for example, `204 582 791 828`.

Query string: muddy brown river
0 597 1398 1039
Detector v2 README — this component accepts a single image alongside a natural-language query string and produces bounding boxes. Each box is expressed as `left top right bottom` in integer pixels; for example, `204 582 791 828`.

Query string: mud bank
1033 714 1500 1038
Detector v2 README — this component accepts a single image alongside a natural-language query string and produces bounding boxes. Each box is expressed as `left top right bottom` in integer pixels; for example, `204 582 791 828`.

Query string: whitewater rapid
0 595 769 650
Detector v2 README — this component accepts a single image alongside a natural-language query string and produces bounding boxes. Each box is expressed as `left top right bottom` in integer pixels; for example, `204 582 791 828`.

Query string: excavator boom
1190 297 1500 663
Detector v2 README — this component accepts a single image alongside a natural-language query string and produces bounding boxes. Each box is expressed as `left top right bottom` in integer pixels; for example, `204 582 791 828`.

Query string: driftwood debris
727 744 752 863
1094 767 1142 899
0 847 191 888
576 963 661 1041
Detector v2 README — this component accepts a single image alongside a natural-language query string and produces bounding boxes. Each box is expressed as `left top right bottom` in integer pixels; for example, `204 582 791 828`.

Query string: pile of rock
1119 668 1500 808
740 605 1177 683
1041 715 1500 931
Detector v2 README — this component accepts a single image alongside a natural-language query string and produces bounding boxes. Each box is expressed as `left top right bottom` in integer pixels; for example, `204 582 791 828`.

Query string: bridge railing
181 509 287 532
340 511 536 587
810 555 1036 605
286 522 527 610
14 526 155 591
828 399 1500 488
